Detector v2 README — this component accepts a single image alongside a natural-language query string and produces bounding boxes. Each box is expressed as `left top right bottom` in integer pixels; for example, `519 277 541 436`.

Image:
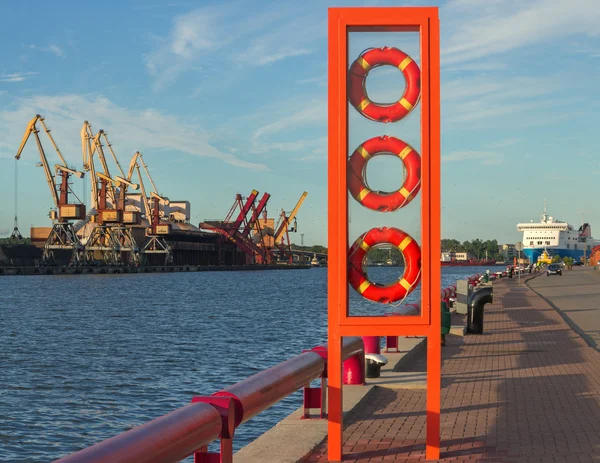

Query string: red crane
200 190 270 264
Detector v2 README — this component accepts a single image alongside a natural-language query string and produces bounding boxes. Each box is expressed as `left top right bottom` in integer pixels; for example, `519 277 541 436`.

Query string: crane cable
11 158 23 240
14 158 17 224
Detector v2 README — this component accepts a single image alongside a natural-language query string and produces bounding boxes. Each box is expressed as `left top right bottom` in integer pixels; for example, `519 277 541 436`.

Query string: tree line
441 239 503 261
292 238 506 262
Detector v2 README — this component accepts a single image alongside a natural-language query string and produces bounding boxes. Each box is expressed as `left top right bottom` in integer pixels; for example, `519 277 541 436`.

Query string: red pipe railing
214 351 324 428
53 402 222 463
302 336 365 418
52 337 365 463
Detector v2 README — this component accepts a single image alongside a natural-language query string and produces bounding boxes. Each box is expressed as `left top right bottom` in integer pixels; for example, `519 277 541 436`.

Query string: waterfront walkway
528 267 600 351
303 269 600 462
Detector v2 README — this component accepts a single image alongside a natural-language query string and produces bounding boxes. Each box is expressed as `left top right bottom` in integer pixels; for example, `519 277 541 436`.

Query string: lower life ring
348 135 421 212
349 227 421 304
348 46 421 123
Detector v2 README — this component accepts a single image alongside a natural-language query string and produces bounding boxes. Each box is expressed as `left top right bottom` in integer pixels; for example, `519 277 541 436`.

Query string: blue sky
0 0 599 245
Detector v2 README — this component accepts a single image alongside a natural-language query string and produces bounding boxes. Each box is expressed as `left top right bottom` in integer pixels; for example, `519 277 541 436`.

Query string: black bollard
467 286 493 334
365 353 388 378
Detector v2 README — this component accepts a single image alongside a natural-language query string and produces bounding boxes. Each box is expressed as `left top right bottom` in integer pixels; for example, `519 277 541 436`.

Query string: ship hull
522 247 585 262
441 260 496 267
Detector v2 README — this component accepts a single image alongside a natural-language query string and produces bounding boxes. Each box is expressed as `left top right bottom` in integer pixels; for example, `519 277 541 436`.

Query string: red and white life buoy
348 135 421 212
348 47 421 123
349 227 421 304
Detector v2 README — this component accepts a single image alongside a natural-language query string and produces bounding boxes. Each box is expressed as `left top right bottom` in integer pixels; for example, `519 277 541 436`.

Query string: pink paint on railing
361 336 380 355
214 352 324 428
383 304 420 352
312 337 365 387
343 354 364 385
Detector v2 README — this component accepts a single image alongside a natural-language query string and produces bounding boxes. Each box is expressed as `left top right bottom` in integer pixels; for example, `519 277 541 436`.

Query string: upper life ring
348 47 421 123
348 135 421 212
348 227 421 304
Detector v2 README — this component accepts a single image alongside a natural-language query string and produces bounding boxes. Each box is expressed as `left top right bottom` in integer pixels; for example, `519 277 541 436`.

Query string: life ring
348 47 421 123
348 135 421 212
349 227 421 304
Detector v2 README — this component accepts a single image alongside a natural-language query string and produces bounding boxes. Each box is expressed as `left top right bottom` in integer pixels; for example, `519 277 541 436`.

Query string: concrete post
455 280 471 315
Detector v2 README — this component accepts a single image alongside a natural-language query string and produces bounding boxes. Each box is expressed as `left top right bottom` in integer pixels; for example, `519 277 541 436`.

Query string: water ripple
0 266 488 462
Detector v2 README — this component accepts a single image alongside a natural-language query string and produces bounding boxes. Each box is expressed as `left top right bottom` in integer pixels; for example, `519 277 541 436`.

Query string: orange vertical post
328 6 440 462
426 12 441 460
327 9 347 461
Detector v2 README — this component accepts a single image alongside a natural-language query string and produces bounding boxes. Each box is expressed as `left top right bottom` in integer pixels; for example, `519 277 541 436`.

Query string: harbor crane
80 122 140 265
15 114 87 264
200 190 270 264
128 151 172 265
273 191 308 263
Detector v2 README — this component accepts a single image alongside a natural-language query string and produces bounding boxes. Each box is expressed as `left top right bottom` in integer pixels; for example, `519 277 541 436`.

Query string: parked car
547 264 562 276
572 261 584 266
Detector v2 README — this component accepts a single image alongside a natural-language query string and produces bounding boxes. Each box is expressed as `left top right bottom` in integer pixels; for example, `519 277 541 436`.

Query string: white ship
517 202 597 263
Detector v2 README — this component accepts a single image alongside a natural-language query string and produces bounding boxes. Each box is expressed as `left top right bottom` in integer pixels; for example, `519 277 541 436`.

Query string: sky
0 0 599 245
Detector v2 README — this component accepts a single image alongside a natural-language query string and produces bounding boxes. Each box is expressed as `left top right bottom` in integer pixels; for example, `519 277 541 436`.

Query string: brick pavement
302 275 600 462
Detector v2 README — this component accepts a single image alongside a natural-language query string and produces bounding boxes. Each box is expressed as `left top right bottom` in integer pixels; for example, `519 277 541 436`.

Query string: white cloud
297 74 326 86
0 72 38 83
145 5 322 91
442 0 600 65
245 46 312 66
0 94 268 171
252 98 326 141
443 150 502 165
29 44 66 58
441 74 564 127
485 138 521 149
47 45 66 58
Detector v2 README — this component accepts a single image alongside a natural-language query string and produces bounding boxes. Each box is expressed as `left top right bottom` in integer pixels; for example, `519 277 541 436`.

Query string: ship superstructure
517 202 596 263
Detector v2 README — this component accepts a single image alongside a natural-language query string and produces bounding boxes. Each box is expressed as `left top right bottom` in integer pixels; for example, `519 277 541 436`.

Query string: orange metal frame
327 7 440 462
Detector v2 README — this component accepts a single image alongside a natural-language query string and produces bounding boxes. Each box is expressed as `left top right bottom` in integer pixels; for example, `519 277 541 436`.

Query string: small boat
311 253 320 267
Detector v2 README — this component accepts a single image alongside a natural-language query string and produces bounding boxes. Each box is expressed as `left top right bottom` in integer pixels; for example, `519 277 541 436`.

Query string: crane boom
274 192 308 243
100 131 138 190
37 117 68 166
28 123 59 206
138 155 168 204
81 122 98 209
100 131 125 178
126 151 142 183
133 163 152 219
127 152 168 220
16 114 86 208
91 132 113 179
15 115 41 159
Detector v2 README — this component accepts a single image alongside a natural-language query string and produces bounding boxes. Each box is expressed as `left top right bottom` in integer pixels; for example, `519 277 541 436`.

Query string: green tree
552 255 562 263
441 239 462 252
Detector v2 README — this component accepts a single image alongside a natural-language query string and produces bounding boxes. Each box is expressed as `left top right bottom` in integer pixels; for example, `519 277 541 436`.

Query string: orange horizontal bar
340 314 430 327
330 6 437 26
338 324 431 337
348 25 419 32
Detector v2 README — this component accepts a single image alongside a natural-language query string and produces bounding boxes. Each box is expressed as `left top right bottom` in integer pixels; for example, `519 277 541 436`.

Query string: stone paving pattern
302 271 600 462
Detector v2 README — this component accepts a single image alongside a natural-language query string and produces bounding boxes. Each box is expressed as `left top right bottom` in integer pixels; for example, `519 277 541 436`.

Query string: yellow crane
127 151 169 222
127 151 172 265
273 191 308 263
80 121 141 265
15 114 87 264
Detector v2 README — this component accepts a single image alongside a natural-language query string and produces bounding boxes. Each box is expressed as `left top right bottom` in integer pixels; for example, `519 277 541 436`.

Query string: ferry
517 203 597 263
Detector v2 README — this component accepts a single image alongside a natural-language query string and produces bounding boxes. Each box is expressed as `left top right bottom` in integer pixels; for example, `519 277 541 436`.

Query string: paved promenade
529 267 600 351
302 271 600 462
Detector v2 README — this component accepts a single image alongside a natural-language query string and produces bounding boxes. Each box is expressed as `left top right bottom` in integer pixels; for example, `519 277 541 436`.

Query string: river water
0 265 497 462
